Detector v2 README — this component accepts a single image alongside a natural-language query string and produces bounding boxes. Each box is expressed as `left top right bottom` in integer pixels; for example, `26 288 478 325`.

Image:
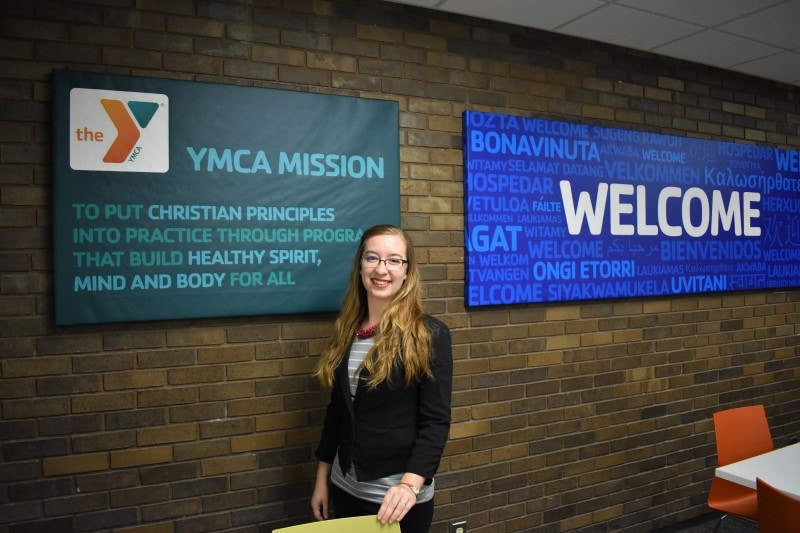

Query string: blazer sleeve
405 316 453 480
314 373 347 464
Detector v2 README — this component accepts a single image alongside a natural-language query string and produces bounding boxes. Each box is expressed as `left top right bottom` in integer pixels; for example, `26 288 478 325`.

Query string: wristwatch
399 482 420 495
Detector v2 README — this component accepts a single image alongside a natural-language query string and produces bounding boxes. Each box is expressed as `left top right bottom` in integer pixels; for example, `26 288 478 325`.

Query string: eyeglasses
361 254 408 270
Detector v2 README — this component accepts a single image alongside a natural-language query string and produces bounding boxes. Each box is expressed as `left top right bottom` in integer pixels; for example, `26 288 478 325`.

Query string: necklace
354 323 379 339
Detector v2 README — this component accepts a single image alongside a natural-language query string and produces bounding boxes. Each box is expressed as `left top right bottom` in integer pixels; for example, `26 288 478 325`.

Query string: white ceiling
384 0 800 88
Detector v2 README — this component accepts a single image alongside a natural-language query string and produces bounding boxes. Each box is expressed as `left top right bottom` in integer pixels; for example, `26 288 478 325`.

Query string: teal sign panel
53 70 399 325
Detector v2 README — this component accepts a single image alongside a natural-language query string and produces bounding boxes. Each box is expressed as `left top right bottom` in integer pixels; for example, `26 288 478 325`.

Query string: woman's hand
311 462 332 520
377 483 416 524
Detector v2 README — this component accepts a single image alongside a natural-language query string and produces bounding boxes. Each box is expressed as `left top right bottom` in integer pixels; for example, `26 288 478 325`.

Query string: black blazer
315 315 453 482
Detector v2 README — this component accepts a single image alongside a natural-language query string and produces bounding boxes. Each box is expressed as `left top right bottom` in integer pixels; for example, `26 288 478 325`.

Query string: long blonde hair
314 225 432 389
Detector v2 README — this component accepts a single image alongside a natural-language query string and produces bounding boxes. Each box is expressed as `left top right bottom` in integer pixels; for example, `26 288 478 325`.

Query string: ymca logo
70 88 169 172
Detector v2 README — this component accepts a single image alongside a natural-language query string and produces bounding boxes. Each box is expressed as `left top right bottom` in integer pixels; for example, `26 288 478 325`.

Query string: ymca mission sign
53 70 399 325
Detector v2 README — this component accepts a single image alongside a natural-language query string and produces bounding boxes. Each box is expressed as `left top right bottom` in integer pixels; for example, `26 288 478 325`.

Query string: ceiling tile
615 0 785 27
719 0 800 49
653 30 782 68
384 0 440 7
557 4 702 51
437 0 605 30
733 51 800 84
380 0 800 87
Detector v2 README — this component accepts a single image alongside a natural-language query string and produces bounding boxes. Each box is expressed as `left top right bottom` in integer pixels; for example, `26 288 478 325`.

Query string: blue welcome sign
463 110 800 306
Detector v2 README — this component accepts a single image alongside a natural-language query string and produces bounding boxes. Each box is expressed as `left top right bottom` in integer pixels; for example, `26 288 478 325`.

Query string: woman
311 224 453 532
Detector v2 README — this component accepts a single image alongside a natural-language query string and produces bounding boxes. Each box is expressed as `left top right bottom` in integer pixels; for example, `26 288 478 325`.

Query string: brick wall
1 1 799 532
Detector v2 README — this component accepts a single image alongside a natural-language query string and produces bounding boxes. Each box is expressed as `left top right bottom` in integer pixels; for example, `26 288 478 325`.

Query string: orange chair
707 405 774 530
757 478 800 533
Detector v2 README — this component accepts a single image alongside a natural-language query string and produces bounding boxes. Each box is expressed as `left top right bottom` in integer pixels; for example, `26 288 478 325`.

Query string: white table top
715 442 800 498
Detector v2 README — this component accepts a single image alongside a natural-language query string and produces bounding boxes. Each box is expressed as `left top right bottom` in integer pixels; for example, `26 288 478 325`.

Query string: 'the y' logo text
70 88 169 172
